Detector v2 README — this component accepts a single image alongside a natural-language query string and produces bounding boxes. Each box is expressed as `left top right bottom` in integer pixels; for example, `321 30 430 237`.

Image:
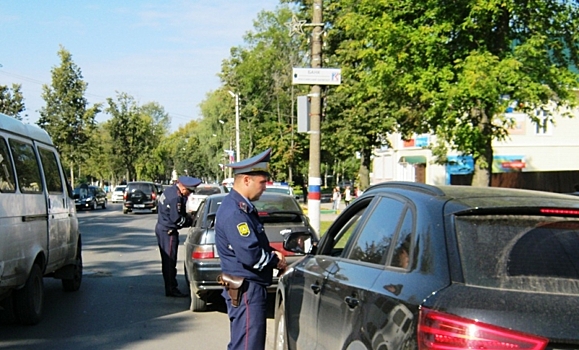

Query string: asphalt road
0 203 279 349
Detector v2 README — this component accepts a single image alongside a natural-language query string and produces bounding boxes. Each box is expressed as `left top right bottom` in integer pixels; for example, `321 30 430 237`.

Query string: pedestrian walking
344 185 352 207
332 186 341 211
155 175 201 297
215 148 288 350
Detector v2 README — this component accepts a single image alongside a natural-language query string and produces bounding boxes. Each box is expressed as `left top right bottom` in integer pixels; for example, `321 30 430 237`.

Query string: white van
0 113 82 325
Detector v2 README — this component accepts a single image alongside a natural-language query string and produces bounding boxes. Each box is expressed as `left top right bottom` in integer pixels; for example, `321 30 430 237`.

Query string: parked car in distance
73 184 107 210
123 181 160 214
186 183 228 214
184 192 318 312
110 185 126 203
275 182 579 350
265 182 294 196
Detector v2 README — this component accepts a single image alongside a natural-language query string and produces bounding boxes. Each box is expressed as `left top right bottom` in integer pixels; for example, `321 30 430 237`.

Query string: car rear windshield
265 187 291 195
196 187 223 196
455 215 579 294
128 184 153 193
254 195 301 212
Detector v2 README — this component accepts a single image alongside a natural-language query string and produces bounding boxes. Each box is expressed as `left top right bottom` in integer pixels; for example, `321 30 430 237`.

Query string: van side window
38 147 64 194
0 137 16 193
9 139 43 194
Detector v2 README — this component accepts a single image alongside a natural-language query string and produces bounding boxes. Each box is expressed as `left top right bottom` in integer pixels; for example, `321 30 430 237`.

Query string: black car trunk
425 283 579 344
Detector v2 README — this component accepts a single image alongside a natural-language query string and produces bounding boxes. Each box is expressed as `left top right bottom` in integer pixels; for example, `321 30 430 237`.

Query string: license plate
135 204 145 208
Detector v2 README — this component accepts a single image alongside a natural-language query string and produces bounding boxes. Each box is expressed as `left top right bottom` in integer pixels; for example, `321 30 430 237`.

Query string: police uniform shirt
215 189 280 286
157 184 191 231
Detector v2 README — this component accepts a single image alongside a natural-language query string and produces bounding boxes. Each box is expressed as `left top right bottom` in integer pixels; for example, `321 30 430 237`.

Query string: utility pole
287 0 331 234
307 0 323 234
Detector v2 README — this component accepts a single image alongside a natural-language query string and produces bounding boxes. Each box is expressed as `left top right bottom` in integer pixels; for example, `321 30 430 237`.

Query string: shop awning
399 155 426 164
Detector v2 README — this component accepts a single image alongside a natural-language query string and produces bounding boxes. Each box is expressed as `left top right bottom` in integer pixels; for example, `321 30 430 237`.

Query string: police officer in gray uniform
215 149 287 350
156 175 201 297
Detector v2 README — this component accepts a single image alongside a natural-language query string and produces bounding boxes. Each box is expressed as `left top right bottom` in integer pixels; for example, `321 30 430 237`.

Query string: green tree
0 83 26 119
38 46 100 186
308 0 579 186
105 92 156 182
218 6 311 184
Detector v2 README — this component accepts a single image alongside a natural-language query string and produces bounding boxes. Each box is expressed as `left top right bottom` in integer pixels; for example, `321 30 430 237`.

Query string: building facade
371 109 579 189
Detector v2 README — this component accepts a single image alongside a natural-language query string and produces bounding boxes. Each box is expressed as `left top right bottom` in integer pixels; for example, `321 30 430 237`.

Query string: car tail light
152 192 157 200
540 208 579 216
192 245 216 259
418 308 548 350
270 242 297 256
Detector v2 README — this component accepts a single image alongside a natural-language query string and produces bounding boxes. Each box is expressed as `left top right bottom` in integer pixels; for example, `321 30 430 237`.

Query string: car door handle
310 283 321 294
344 296 359 309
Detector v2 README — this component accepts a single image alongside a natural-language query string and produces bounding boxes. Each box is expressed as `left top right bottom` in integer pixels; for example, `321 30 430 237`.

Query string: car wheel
62 241 83 292
92 200 97 210
101 199 106 209
274 301 288 350
13 264 44 325
123 209 129 214
190 285 207 312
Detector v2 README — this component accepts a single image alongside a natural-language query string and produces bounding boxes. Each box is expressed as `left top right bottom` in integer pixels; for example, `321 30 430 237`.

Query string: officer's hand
274 251 287 271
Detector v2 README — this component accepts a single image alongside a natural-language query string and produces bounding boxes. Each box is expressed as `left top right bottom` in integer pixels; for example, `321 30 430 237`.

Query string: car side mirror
283 230 314 255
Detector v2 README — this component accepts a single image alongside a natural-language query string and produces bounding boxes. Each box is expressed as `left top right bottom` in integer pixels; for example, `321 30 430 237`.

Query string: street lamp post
227 91 241 162
219 119 233 178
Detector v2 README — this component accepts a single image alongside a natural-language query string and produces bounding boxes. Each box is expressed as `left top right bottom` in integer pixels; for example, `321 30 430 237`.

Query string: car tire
274 301 288 350
190 285 207 312
101 199 106 209
13 264 44 325
62 241 83 292
92 200 97 210
123 209 129 214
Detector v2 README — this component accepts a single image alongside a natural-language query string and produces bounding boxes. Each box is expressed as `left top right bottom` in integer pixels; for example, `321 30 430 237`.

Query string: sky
0 0 279 131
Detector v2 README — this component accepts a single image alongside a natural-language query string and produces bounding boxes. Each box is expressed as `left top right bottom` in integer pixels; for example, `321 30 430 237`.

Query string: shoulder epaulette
238 201 249 213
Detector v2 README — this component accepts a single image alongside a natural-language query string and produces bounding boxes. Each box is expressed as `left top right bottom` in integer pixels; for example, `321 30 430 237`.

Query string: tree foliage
0 83 26 119
105 92 158 182
217 6 314 185
314 0 579 186
38 46 100 183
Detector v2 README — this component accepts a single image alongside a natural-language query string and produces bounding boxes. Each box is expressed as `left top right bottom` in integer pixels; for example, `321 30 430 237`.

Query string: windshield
265 187 291 195
196 187 223 196
253 194 301 212
455 215 579 294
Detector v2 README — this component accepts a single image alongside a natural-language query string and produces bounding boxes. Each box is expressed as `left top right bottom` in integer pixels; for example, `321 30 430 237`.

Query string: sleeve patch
237 223 250 237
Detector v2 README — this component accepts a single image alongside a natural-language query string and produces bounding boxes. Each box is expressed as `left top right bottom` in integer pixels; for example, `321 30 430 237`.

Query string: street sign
292 68 341 85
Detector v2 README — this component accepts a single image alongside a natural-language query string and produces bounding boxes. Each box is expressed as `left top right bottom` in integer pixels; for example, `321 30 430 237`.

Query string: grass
320 221 333 236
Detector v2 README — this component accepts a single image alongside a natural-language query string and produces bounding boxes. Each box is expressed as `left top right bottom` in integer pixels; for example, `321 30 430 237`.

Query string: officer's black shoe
166 288 188 298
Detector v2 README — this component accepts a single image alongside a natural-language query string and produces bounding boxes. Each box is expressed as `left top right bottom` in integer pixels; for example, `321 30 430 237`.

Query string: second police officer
215 148 287 350
155 175 201 297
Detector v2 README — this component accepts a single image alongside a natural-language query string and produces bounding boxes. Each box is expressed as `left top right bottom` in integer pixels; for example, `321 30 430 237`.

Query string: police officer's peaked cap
227 148 271 176
178 176 202 189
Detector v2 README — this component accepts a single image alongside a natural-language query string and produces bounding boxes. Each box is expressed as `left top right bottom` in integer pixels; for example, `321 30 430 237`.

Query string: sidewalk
302 202 344 222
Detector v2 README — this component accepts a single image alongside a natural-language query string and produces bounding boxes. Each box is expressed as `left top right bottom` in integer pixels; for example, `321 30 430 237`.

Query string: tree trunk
358 149 371 189
471 107 493 187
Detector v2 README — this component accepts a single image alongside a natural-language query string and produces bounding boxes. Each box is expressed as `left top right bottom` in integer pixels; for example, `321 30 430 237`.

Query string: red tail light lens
192 245 215 259
540 208 579 216
270 242 296 256
152 193 157 200
418 308 548 350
